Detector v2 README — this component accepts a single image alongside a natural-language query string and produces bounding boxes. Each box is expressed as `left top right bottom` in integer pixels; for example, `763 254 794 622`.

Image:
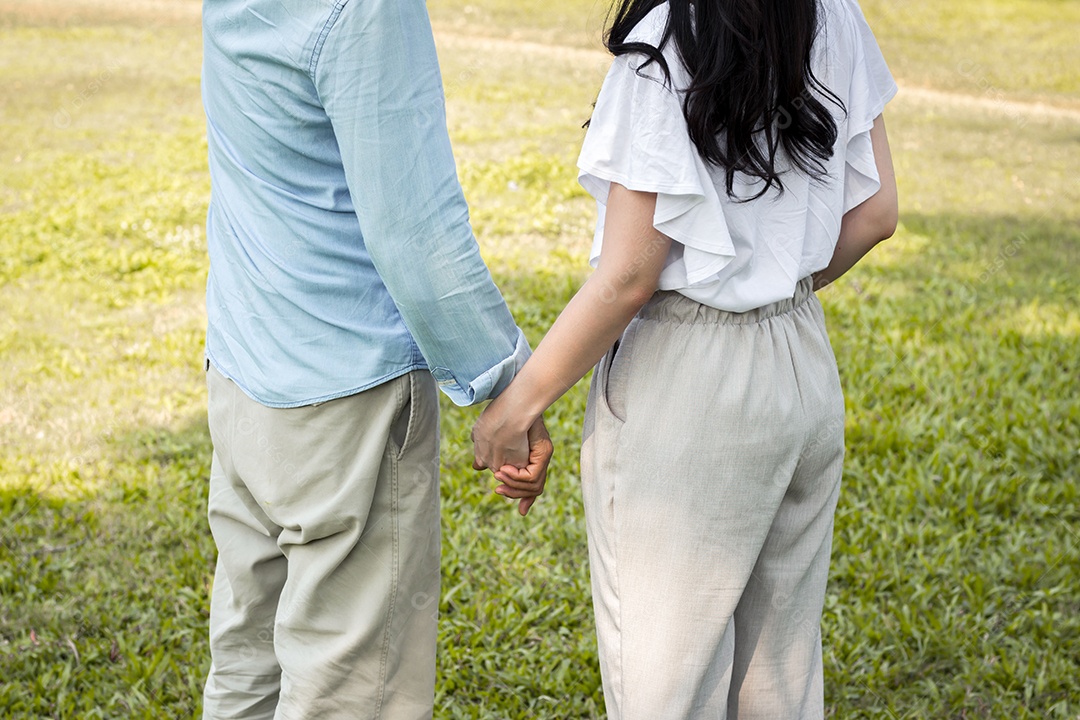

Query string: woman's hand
472 410 553 516
494 418 554 516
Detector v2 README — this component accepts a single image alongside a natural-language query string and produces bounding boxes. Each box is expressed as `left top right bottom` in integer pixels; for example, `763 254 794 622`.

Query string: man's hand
473 416 553 516
471 396 530 473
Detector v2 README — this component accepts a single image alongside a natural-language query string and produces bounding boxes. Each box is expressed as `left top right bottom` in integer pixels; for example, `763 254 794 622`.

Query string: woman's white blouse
577 0 898 312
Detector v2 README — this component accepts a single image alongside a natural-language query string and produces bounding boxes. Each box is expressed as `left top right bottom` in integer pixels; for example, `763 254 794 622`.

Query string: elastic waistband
639 276 815 326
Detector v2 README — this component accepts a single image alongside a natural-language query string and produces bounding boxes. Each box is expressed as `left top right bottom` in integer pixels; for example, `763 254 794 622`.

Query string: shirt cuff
430 328 532 407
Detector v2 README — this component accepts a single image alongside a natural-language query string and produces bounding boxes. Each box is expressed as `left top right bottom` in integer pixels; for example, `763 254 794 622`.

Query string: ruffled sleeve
577 53 736 287
840 0 898 213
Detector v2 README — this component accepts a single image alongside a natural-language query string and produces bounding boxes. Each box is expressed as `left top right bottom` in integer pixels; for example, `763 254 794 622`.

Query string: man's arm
313 0 529 409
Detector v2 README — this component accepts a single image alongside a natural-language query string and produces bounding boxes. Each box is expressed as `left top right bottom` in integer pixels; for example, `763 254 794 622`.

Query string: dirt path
434 30 1080 124
896 85 1080 124
3 0 1077 125
0 0 200 26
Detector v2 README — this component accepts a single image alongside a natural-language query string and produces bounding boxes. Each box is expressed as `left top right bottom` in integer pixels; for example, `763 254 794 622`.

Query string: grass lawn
1 0 1078 717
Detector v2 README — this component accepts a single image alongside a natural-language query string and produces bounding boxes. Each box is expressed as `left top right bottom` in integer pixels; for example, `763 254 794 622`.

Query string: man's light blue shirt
201 0 529 408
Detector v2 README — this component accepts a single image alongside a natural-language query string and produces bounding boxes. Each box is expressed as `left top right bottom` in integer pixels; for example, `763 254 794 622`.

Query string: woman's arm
471 183 672 474
813 114 898 289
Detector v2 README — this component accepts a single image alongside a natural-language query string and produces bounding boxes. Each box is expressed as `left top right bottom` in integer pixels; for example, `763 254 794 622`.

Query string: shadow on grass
887 211 1079 299
0 415 214 717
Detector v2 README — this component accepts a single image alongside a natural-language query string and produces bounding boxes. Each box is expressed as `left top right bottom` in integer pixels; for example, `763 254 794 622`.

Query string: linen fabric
201 0 529 408
581 277 846 719
202 365 441 719
577 0 898 312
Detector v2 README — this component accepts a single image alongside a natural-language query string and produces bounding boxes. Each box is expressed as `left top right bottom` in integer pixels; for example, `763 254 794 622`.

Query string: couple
199 0 897 717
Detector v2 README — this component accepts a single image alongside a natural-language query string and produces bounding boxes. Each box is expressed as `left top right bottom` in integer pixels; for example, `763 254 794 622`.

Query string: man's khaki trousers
202 366 441 720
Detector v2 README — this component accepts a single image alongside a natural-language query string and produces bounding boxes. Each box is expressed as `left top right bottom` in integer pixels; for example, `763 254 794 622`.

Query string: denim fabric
202 0 528 408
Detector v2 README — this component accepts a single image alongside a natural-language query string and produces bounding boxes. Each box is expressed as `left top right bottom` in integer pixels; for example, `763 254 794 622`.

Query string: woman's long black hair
606 0 843 200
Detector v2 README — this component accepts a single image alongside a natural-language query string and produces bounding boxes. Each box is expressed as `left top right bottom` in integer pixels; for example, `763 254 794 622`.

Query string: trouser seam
374 380 403 719
605 395 626 717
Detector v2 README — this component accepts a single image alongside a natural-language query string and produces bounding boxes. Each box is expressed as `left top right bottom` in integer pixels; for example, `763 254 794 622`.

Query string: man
199 0 551 716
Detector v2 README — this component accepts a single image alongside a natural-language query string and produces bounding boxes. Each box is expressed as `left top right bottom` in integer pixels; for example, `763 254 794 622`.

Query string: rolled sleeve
431 327 531 406
313 0 527 405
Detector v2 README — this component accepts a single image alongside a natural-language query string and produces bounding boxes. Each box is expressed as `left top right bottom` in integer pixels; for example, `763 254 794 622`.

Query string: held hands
472 403 553 516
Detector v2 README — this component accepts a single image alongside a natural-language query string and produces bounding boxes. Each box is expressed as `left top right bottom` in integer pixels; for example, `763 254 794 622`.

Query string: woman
472 0 897 716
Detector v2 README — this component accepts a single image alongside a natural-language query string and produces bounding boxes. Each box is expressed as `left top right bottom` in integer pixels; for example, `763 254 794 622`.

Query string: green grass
2 0 1079 717
863 0 1080 104
429 0 1080 106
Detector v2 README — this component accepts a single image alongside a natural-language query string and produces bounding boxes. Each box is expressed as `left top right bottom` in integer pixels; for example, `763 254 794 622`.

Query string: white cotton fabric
578 0 898 312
